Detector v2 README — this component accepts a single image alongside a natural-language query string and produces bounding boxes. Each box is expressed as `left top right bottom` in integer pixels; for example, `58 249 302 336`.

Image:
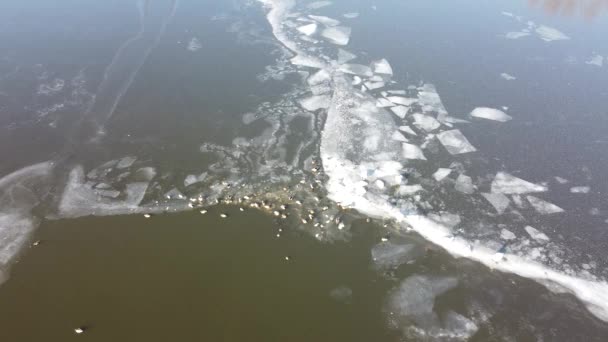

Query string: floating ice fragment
481 193 511 214
364 81 385 90
429 212 461 228
491 172 547 194
308 1 332 9
570 186 590 194
500 73 516 80
398 125 417 136
297 23 317 36
436 130 477 155
455 174 475 194
322 26 351 45
291 55 326 69
402 143 426 160
387 275 458 318
505 31 530 39
184 172 207 187
338 63 372 77
390 106 408 118
391 131 409 142
343 12 359 19
412 113 441 132
371 58 393 75
116 156 137 169
500 228 517 240
309 15 341 26
387 96 417 106
307 69 331 86
187 37 202 51
371 242 418 268
396 184 423 195
526 195 564 214
585 55 604 67
470 107 512 122
554 176 569 184
433 168 452 181
525 225 550 242
536 25 570 42
337 48 357 63
299 95 331 111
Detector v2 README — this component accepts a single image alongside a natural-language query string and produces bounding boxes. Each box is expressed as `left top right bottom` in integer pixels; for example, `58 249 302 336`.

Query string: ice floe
337 48 357 63
398 125 417 136
482 192 511 214
307 1 332 9
299 95 331 111
387 96 417 106
536 25 570 42
585 55 604 67
570 186 590 194
371 242 418 269
309 15 341 27
402 143 427 160
343 12 359 19
454 174 475 194
338 63 372 76
321 26 351 45
491 172 547 194
526 195 564 214
470 107 512 122
500 72 516 80
433 168 452 181
505 31 530 39
390 106 409 118
371 58 393 76
525 225 550 242
436 130 477 155
297 23 318 36
412 113 441 132
500 228 517 240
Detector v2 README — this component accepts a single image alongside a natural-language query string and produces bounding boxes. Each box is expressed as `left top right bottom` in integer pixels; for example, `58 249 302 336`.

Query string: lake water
1 0 608 340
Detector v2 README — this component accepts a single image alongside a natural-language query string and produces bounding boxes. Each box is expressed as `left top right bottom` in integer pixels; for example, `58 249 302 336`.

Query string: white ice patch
371 58 393 76
307 1 332 9
536 25 570 42
455 174 475 194
309 15 341 26
398 125 417 136
364 81 385 90
412 113 441 132
436 130 477 155
470 107 512 122
387 96 417 106
307 69 331 86
505 30 530 39
500 228 517 240
491 172 547 194
402 143 427 160
343 12 359 19
297 23 318 36
371 242 418 268
570 186 590 194
321 25 351 45
391 131 409 142
433 168 452 182
338 63 372 77
291 55 326 69
337 48 357 63
299 95 331 111
482 192 511 214
500 72 516 80
526 195 565 214
187 37 202 51
585 55 604 67
525 225 550 242
396 184 424 195
390 106 409 118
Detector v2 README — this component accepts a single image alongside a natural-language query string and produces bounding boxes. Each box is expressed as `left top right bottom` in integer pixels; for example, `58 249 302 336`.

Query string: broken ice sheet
500 228 517 240
433 168 452 181
535 25 570 42
299 95 331 111
398 125 417 136
307 69 331 86
526 195 564 214
390 106 409 118
481 192 510 214
116 156 137 169
525 225 550 242
396 184 423 195
376 98 395 108
491 172 547 194
412 113 441 132
428 212 461 228
321 26 351 45
297 23 317 36
470 107 512 122
371 58 393 75
455 174 475 194
402 143 426 160
387 275 458 318
391 131 409 142
337 48 357 63
436 129 477 155
309 15 341 26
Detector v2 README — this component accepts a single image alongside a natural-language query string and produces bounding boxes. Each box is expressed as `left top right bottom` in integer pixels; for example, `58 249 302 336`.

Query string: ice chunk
117 156 137 169
321 26 351 45
412 113 441 132
455 174 475 194
441 311 479 340
297 23 317 36
470 107 512 122
307 69 331 86
505 31 530 39
391 131 409 142
387 275 458 317
309 15 341 26
337 48 357 63
376 98 395 108
291 55 326 69
585 55 604 67
433 168 452 181
364 81 385 90
570 186 590 194
371 58 393 75
402 143 426 160
390 106 409 118
396 184 423 195
187 37 202 51
184 172 207 187
371 242 418 268
554 176 569 184
500 73 516 80
436 129 477 155
536 25 570 42
491 172 547 194
398 125 417 136
526 195 564 214
428 212 461 228
387 96 417 106
525 225 550 242
343 12 359 19
338 63 372 77
481 192 511 214
500 228 517 240
308 1 332 9
299 95 331 111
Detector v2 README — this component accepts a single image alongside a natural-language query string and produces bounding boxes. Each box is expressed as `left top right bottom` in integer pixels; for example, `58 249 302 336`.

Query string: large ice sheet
491 172 547 194
436 130 477 155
